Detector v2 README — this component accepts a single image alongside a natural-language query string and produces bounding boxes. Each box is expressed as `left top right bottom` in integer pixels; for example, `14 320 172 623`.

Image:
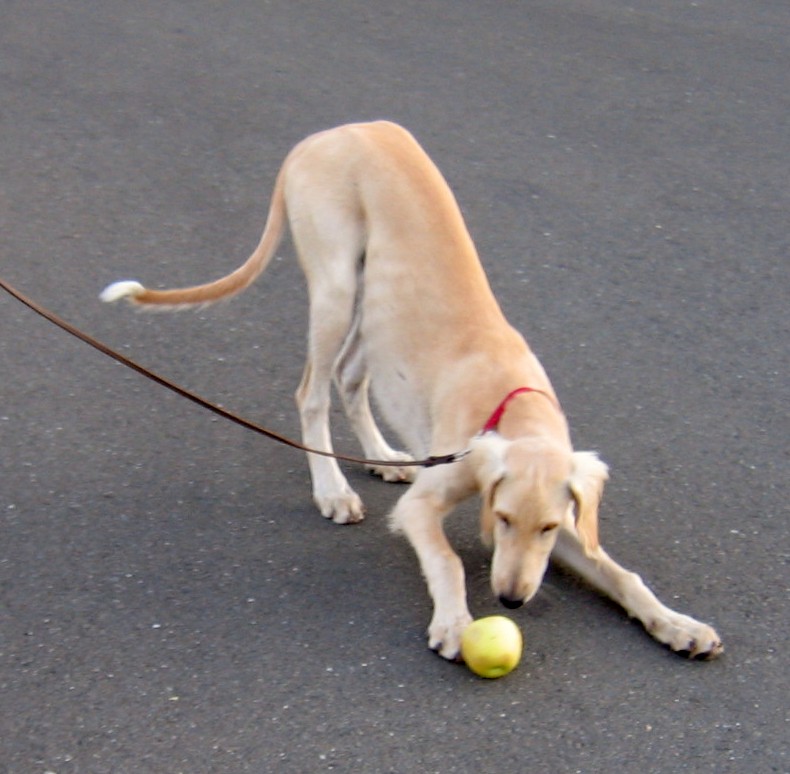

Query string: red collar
481 387 559 433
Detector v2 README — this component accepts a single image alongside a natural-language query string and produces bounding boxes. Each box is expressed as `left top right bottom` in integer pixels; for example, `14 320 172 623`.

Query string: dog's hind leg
295 280 366 524
334 308 416 483
290 197 370 523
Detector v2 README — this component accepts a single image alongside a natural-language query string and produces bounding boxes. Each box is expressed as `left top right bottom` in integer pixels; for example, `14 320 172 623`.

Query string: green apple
460 616 523 678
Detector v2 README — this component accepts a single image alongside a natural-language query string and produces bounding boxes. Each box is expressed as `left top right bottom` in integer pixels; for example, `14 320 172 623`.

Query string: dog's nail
694 642 723 660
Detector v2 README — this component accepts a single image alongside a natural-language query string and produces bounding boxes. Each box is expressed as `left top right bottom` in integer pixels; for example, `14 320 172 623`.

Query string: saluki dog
102 121 723 661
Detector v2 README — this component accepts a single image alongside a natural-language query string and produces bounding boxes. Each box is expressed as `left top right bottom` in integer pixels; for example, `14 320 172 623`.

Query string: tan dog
101 121 723 660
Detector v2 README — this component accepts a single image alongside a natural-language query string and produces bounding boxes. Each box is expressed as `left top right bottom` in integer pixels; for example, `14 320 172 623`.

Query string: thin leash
0 276 468 469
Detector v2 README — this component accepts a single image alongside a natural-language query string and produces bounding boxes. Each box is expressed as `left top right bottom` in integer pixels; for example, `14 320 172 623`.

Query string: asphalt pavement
2 1 788 772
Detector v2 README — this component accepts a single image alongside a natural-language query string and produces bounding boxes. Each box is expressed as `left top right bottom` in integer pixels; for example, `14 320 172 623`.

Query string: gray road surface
2 1 788 772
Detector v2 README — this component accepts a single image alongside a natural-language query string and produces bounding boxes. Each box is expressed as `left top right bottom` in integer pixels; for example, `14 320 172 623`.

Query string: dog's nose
498 595 524 610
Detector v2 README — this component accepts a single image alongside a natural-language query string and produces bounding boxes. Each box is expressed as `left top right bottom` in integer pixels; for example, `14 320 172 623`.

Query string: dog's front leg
390 483 473 660
553 528 723 658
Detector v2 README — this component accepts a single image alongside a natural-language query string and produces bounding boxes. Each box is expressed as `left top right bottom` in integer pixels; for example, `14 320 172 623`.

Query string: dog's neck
481 387 561 433
487 387 570 446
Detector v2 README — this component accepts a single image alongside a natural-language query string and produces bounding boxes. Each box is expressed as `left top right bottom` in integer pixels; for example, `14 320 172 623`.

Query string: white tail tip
100 280 145 303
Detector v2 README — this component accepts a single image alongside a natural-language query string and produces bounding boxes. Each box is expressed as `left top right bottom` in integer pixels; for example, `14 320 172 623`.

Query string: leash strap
0 276 465 469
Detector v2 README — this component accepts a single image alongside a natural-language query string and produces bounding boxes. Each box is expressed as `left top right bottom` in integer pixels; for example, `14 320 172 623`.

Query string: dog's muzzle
498 595 525 610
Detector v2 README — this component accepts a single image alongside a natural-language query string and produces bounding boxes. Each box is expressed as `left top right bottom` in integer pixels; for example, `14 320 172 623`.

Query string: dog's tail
100 169 288 309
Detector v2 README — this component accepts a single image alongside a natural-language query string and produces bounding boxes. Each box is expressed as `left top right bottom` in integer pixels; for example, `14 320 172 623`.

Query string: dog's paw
315 489 366 525
647 612 724 659
366 453 417 484
428 611 474 661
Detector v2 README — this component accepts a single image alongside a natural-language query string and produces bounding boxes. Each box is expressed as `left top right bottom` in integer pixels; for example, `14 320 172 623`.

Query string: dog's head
469 433 609 608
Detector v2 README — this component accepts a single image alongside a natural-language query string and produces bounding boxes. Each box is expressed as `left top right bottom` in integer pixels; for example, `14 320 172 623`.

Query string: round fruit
460 616 523 678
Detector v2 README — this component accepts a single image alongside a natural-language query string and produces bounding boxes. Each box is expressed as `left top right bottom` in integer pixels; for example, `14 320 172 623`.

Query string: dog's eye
540 523 559 535
497 513 513 529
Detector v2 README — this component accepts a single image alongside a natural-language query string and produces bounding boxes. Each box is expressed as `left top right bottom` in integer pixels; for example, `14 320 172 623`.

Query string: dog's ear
469 433 510 490
568 451 609 555
469 434 510 545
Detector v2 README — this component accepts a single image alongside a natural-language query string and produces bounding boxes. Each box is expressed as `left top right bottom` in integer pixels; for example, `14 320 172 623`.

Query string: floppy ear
469 434 510 545
568 451 609 555
469 433 510 489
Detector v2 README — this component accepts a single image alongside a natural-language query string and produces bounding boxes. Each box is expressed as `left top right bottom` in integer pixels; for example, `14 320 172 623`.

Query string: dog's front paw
647 612 724 659
315 489 366 524
366 451 417 483
428 611 474 661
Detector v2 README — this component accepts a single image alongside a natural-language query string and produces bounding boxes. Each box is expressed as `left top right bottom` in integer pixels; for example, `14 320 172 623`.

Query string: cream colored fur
101 121 723 661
